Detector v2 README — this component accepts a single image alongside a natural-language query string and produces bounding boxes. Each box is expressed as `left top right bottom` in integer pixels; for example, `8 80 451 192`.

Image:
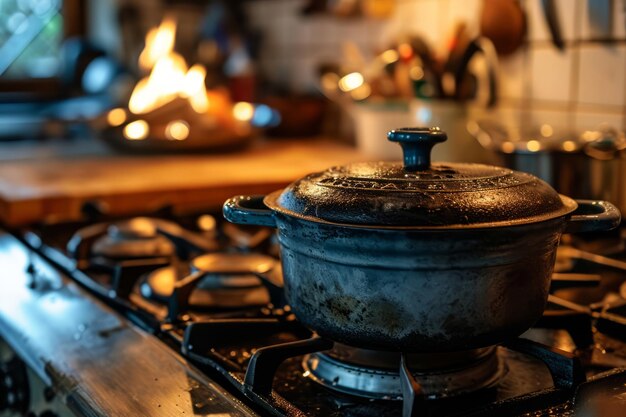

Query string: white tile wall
525 0 581 42
530 47 575 102
574 110 625 131
246 0 626 125
392 0 445 48
497 51 527 101
580 0 626 40
445 0 481 30
577 45 626 107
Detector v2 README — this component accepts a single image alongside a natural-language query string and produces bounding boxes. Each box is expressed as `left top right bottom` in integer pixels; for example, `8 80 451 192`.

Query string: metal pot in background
469 120 626 217
584 130 626 217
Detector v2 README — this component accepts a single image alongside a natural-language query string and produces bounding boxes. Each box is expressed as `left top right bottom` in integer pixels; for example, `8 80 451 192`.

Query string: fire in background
106 17 278 143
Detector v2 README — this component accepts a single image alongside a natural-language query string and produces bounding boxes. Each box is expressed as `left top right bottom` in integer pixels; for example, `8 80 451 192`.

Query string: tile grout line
568 0 583 131
622 0 626 130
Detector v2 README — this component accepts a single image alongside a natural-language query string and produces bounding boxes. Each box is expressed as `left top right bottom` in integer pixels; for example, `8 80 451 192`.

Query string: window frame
0 0 86 98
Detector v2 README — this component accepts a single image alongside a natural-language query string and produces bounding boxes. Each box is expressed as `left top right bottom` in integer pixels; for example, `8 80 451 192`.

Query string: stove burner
21 212 626 417
92 218 175 260
303 344 505 400
191 253 275 275
140 253 281 309
139 266 270 308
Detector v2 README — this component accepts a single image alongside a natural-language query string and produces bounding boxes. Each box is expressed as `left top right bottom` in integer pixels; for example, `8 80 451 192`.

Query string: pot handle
564 200 621 233
223 195 277 228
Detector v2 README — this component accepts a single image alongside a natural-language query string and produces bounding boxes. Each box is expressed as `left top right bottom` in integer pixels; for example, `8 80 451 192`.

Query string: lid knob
387 127 447 171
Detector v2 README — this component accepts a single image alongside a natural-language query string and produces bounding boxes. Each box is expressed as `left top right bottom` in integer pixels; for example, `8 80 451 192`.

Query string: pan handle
223 195 277 228
564 200 621 233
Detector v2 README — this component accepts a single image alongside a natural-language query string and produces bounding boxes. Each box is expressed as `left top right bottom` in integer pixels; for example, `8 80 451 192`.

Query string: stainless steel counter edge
0 232 259 417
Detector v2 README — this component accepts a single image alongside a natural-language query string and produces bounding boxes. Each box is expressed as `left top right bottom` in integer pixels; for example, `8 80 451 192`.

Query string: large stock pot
223 127 620 352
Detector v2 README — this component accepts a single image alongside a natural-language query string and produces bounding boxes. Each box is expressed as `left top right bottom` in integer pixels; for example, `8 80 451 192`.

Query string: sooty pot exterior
223 127 621 352
273 211 563 351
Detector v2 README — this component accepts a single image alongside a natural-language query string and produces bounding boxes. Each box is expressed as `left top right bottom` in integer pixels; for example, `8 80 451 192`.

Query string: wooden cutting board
0 138 364 227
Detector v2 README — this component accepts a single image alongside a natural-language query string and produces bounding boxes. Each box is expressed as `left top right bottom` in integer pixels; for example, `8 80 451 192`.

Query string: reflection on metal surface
191 253 275 276
501 141 515 153
562 140 577 152
540 124 554 138
526 139 541 152
559 246 626 271
303 345 504 399
139 251 279 309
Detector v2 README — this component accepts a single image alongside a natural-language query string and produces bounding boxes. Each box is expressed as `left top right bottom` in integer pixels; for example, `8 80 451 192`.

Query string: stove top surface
2 214 626 417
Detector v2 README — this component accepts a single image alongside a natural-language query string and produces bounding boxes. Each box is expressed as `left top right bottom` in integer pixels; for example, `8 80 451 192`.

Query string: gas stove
1 212 626 417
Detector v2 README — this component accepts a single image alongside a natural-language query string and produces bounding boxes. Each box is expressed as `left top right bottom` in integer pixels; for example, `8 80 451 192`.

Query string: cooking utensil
469 119 626 216
480 0 527 56
100 124 255 154
223 127 620 352
541 0 565 50
453 37 498 107
584 128 626 215
443 22 471 77
409 36 442 98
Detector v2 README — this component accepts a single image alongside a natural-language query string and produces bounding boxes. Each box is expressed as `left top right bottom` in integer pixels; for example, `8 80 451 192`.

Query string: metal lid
266 127 576 228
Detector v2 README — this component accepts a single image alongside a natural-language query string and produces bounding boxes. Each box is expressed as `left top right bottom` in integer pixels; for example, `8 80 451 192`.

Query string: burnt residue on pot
278 214 562 352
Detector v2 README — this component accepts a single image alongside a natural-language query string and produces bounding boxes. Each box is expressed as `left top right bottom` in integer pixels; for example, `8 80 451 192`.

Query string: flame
129 52 189 114
138 18 177 71
121 18 262 138
129 19 215 117
182 65 210 113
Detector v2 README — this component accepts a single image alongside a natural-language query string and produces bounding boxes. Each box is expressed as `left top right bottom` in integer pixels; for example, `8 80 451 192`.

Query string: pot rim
263 190 579 231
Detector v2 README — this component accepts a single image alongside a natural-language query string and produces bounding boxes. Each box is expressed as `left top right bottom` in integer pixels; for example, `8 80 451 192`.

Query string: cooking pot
223 127 620 352
469 120 626 216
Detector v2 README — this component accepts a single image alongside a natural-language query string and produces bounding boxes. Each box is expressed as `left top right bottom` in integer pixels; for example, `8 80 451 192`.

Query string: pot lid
267 127 576 228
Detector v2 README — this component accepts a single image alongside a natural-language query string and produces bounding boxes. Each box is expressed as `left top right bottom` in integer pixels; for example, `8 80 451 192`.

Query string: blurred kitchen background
2 0 625 135
1 0 625 220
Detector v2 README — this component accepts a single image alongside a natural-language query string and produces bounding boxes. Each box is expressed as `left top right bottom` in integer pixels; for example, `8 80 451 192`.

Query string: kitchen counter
0 232 258 416
0 137 364 227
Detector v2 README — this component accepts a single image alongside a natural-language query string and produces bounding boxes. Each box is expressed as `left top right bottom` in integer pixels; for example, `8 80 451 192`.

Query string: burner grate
14 218 626 417
181 317 598 417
